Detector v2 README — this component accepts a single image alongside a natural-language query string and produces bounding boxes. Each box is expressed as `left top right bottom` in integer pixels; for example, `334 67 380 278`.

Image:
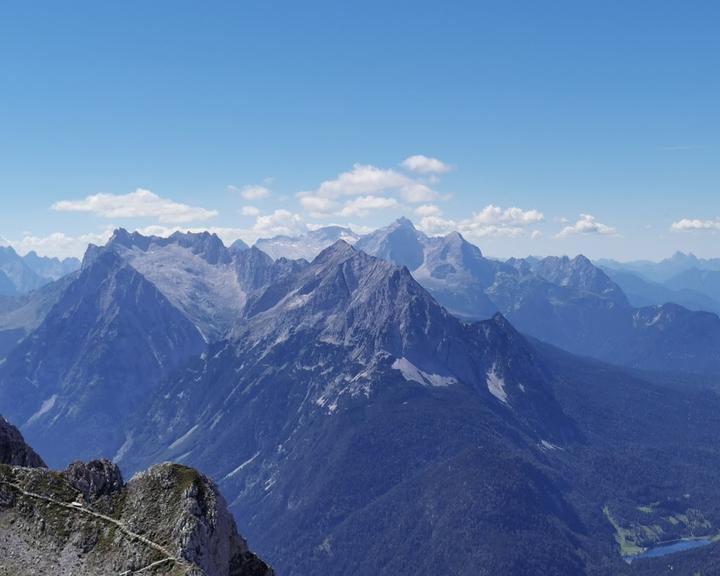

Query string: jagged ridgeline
3 225 720 576
0 416 273 576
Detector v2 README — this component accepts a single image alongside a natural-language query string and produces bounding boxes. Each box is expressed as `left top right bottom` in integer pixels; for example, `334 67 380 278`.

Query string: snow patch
392 357 457 387
169 424 199 450
486 366 508 404
539 440 562 451
112 433 134 463
223 451 261 480
26 394 58 426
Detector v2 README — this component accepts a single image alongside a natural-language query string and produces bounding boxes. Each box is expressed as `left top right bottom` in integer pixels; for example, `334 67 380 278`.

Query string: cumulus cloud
313 164 410 198
232 184 271 200
300 195 341 218
8 229 115 259
556 214 617 238
300 162 442 217
670 218 720 231
472 205 544 226
416 204 544 241
240 206 261 217
52 188 218 224
399 182 437 203
339 196 398 217
401 155 453 174
414 204 442 217
252 209 307 237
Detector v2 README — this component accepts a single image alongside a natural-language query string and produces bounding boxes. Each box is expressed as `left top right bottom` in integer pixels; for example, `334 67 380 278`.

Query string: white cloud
299 195 341 218
252 209 307 237
8 229 115 259
399 182 438 203
301 163 440 213
531 230 543 240
233 184 271 200
241 206 261 217
670 218 720 231
338 196 398 217
313 164 410 198
416 204 544 241
472 205 544 226
52 188 218 224
417 216 455 236
556 214 617 238
401 155 453 174
415 204 442 217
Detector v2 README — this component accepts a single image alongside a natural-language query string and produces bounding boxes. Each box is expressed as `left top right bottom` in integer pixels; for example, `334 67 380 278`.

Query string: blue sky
1 0 718 259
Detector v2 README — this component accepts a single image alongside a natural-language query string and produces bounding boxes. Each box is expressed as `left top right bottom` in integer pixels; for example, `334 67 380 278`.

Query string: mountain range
1 223 720 574
261 218 720 375
0 245 79 296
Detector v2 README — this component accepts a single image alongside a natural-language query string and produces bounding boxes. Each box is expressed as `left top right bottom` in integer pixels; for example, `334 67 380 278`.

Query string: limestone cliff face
0 420 272 576
0 416 45 468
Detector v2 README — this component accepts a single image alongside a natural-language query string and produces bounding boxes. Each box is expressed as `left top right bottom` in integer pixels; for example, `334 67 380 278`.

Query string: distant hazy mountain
230 237 251 252
0 246 46 295
602 266 720 314
254 225 359 261
22 250 80 281
665 267 720 303
598 251 720 283
0 246 79 296
0 273 77 359
358 219 720 375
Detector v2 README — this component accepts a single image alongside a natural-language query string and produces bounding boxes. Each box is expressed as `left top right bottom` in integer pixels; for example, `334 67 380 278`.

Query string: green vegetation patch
604 505 646 557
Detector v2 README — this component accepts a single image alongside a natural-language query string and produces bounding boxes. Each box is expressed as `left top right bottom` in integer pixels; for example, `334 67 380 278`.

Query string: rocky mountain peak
63 459 124 500
308 225 359 243
355 218 426 271
531 254 628 304
168 230 231 264
311 239 358 266
230 238 250 252
0 457 273 575
0 416 45 468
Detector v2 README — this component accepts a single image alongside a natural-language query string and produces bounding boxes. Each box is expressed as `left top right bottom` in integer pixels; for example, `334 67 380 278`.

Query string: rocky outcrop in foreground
0 416 45 468
0 417 272 576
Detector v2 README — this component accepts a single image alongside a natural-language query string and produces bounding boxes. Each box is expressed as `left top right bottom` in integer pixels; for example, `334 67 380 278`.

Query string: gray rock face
0 416 271 575
63 459 123 500
0 416 45 468
0 249 207 467
0 461 273 576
